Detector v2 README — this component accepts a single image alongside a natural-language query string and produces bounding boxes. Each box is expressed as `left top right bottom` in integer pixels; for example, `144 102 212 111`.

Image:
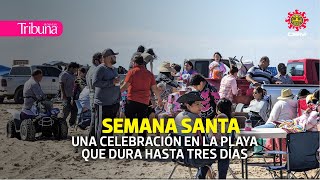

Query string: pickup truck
0 65 61 104
188 58 320 106
262 58 320 107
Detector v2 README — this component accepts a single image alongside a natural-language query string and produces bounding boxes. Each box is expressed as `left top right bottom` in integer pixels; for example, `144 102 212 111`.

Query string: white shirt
243 99 269 121
78 86 90 110
267 99 297 123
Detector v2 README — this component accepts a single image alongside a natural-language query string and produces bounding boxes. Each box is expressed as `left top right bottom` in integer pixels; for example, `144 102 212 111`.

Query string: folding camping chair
266 131 320 179
74 100 92 130
167 133 216 179
297 98 308 116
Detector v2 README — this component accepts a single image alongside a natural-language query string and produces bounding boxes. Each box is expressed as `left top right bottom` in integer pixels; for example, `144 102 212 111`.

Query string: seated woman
243 87 269 126
174 93 231 179
180 61 197 81
293 93 320 132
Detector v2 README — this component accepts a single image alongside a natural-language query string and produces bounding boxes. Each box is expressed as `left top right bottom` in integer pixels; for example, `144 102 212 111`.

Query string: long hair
216 98 232 119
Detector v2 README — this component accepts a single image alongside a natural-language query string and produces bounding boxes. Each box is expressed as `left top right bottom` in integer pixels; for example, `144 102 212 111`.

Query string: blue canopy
0 65 11 76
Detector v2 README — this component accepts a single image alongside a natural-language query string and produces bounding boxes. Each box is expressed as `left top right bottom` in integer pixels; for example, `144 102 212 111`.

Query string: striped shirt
246 65 278 84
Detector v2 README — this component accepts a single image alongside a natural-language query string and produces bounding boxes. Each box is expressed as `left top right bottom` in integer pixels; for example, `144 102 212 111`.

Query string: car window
195 61 210 77
287 62 304 76
46 67 61 77
34 66 49 76
10 67 31 76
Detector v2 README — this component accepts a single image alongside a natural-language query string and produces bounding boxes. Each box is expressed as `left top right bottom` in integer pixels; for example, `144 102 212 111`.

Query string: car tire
0 97 4 104
53 119 68 140
6 119 16 138
20 119 36 141
14 87 24 104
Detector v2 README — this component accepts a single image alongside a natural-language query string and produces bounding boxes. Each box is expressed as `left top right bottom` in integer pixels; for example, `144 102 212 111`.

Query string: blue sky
0 0 319 74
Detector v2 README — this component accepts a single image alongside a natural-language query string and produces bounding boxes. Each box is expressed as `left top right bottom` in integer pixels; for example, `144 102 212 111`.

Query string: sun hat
158 61 174 73
277 88 294 100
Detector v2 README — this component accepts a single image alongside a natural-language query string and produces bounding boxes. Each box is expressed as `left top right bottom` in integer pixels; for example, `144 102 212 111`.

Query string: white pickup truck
0 65 61 104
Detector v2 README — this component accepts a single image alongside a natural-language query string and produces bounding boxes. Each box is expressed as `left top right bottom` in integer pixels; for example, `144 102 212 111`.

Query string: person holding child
209 52 226 79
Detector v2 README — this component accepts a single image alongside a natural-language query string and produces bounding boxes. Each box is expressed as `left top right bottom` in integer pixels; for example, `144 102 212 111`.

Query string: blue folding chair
266 131 320 179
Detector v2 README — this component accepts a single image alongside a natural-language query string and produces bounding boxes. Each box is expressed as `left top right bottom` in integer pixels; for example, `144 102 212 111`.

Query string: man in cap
120 55 162 145
275 63 294 84
256 88 297 128
92 49 121 138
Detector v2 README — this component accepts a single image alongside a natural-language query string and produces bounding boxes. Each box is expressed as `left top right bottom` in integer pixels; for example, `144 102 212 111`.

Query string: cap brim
176 92 203 103
114 52 119 55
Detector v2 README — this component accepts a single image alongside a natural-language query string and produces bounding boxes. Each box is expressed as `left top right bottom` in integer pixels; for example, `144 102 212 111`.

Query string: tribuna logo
17 22 58 35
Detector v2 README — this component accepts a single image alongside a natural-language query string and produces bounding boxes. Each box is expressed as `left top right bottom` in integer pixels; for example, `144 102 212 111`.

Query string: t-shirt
23 77 45 110
209 61 226 78
267 99 297 123
78 86 90 111
86 64 97 92
92 64 120 106
275 74 294 84
175 111 198 136
246 65 277 84
219 74 238 102
199 83 219 119
59 71 76 98
125 65 156 105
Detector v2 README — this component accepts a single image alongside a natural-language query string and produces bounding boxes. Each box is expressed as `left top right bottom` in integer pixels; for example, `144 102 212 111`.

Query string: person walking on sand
59 62 80 127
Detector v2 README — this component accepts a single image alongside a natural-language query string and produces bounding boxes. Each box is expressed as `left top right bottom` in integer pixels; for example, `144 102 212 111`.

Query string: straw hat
158 61 174 73
277 88 294 100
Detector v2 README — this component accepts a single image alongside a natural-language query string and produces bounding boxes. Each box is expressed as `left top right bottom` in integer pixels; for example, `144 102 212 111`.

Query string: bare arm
246 74 259 85
150 61 153 74
151 84 162 107
120 82 130 93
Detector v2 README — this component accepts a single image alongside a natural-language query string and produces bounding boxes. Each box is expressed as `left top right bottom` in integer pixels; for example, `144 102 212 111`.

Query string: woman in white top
243 87 269 126
209 52 226 79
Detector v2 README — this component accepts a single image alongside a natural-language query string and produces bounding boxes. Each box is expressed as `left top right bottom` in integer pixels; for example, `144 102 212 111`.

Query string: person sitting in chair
243 87 269 126
77 86 91 130
174 92 231 179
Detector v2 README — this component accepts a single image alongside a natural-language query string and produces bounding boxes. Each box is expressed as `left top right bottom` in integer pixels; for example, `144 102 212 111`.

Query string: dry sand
0 101 318 179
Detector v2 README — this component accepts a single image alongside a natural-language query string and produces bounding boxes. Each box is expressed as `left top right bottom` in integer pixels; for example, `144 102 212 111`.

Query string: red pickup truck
188 58 320 105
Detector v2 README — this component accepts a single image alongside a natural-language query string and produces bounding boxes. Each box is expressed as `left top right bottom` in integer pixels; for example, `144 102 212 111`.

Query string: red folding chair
297 99 308 116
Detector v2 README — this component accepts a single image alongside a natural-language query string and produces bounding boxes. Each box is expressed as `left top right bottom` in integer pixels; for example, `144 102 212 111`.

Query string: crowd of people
20 45 319 179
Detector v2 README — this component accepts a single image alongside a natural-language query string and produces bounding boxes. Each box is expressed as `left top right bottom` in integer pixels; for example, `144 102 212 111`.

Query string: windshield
287 62 304 76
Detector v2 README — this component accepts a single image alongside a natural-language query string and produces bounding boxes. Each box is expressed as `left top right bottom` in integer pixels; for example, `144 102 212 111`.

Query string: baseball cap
102 48 119 57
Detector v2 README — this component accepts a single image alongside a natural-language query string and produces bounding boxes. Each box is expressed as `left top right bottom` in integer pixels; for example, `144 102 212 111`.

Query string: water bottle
245 119 252 131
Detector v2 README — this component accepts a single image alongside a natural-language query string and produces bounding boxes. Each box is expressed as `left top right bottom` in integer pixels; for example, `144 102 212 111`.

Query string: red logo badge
285 10 309 31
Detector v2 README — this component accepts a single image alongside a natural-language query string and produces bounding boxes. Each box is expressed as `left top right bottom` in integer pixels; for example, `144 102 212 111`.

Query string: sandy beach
0 100 318 179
